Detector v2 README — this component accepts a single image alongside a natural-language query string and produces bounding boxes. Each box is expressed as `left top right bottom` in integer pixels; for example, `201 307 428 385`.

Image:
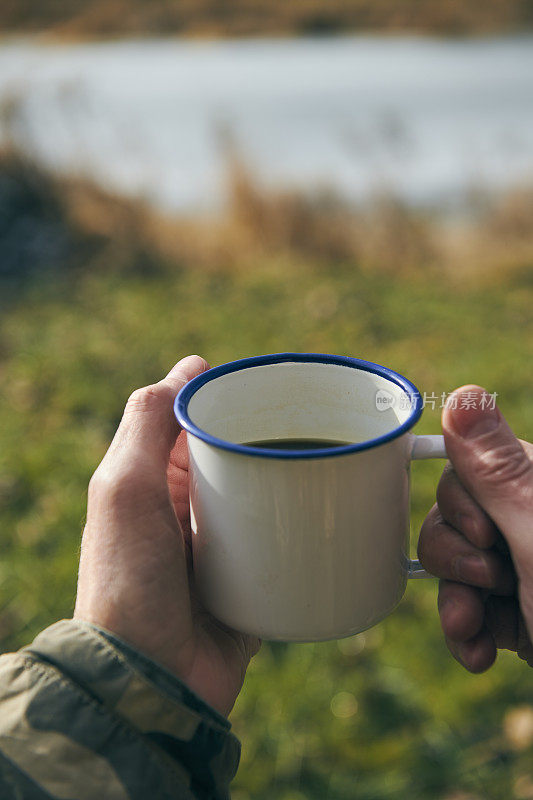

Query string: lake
1 35 533 212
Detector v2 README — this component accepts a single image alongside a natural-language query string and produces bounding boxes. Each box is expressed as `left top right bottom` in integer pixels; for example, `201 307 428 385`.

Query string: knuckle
436 464 459 506
435 483 451 515
440 462 456 484
88 464 139 506
437 578 453 598
417 505 441 563
417 531 429 565
475 442 532 492
125 384 164 413
87 468 109 501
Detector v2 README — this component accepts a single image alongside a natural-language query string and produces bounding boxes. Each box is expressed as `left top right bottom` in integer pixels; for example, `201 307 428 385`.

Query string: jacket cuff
24 619 240 800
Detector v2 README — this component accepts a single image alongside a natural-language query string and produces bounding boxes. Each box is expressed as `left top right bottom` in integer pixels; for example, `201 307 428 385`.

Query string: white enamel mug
174 353 446 642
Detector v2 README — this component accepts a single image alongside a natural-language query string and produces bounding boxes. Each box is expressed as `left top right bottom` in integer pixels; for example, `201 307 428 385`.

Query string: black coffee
244 438 353 450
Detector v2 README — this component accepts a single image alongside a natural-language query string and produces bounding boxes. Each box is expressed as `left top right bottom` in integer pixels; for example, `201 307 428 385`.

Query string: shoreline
2 29 533 47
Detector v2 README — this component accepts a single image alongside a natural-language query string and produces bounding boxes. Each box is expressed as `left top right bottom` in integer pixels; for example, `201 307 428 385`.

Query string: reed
2 0 533 38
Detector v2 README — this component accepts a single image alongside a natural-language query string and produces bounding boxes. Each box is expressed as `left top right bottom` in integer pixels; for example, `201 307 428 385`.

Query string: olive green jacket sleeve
0 619 241 800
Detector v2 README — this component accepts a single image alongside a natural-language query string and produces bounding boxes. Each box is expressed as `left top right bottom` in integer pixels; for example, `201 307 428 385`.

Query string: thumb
442 385 533 560
107 355 209 474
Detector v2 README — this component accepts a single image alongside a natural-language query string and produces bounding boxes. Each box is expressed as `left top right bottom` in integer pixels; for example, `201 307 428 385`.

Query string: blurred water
1 35 533 212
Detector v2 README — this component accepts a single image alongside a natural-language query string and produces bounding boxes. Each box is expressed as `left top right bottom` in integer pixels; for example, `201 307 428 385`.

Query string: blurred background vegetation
2 0 533 38
1 2 533 799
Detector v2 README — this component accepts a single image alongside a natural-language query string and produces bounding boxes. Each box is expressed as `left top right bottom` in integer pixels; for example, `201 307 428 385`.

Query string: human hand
74 356 260 716
418 385 533 672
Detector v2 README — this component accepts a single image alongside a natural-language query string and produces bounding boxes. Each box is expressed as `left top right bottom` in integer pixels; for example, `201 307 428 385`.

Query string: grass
0 152 533 799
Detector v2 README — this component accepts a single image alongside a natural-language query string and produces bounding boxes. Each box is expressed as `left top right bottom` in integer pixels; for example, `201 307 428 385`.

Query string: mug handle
408 434 448 579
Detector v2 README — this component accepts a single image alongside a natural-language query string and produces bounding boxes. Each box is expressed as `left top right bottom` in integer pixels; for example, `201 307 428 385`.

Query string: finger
438 580 485 642
107 355 208 474
442 386 533 560
445 628 497 673
484 596 533 667
168 429 192 523
517 615 533 667
169 427 193 475
418 505 516 594
436 463 499 549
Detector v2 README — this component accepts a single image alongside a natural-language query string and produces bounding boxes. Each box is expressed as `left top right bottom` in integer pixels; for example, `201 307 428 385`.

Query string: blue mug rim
174 352 423 459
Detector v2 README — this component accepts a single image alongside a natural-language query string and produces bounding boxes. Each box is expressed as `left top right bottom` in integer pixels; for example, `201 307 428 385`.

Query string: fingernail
446 388 500 439
453 554 489 584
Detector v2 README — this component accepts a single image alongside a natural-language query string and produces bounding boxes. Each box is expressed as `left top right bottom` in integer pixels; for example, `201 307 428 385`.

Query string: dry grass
146 155 439 276
148 159 533 284
2 0 533 39
441 187 533 284
1 146 532 287
0 147 164 282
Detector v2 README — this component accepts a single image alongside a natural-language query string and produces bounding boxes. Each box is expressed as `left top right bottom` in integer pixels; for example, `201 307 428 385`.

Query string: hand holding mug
75 351 533 728
74 356 261 717
418 385 533 671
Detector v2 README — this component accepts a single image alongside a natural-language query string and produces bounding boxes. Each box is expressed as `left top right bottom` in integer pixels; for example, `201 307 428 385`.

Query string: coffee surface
244 438 353 450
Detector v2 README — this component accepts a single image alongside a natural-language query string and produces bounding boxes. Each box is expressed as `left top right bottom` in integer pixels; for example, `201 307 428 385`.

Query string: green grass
1 255 532 799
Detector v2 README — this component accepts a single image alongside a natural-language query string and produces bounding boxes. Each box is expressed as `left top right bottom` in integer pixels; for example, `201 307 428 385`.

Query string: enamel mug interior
176 354 422 641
